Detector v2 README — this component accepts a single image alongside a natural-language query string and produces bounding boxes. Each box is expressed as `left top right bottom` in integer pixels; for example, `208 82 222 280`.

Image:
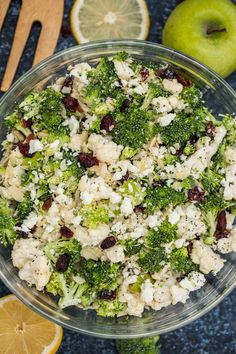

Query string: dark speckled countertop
0 1 236 353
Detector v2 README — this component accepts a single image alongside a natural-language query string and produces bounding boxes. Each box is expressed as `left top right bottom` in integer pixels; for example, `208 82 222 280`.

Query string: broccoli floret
199 194 234 240
180 176 195 190
21 170 34 186
79 259 121 292
201 168 223 194
123 238 143 257
212 142 227 172
112 107 151 149
146 219 178 248
159 109 206 148
222 114 236 145
5 111 32 136
144 185 186 213
180 85 202 109
138 248 167 273
118 180 147 206
18 91 40 119
120 146 138 160
38 88 63 132
116 336 160 354
15 194 34 224
44 239 81 274
170 247 197 274
114 51 129 62
37 181 51 201
0 199 17 246
22 152 43 170
164 153 179 165
46 272 92 308
141 82 168 110
183 144 196 156
80 202 110 228
96 299 126 317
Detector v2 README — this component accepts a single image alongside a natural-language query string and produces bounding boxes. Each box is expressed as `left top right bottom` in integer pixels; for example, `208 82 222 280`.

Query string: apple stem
206 27 227 35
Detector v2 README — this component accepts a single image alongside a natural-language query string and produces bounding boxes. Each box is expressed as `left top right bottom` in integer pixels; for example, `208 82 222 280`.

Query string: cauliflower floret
191 240 225 274
28 139 44 154
133 156 154 178
140 279 155 305
162 79 183 95
158 113 176 127
168 95 186 111
74 225 90 246
78 175 113 204
152 97 172 113
120 197 133 217
152 285 172 310
113 60 134 80
80 246 102 260
175 204 206 240
70 62 92 84
12 238 51 291
87 134 122 164
224 146 236 164
170 285 189 305
88 224 110 246
69 131 88 151
105 245 125 263
179 271 205 291
173 126 226 180
223 164 236 200
118 283 145 317
217 228 236 254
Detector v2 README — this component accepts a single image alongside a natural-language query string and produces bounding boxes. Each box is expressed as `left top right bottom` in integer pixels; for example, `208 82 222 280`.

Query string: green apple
162 0 236 77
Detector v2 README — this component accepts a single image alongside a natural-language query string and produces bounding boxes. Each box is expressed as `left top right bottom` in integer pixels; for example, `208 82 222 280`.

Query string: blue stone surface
0 1 236 353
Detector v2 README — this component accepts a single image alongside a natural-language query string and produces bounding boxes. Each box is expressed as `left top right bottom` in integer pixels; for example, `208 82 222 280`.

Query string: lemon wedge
70 0 150 43
0 294 63 354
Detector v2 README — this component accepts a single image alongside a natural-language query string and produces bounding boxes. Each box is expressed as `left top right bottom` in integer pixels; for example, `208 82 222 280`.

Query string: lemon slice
70 0 150 43
0 294 63 354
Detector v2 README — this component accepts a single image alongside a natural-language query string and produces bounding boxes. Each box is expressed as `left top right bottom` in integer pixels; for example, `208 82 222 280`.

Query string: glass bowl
0 40 236 339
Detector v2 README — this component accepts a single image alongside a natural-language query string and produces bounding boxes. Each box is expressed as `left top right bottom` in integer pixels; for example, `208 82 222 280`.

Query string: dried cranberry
140 67 149 81
56 253 70 272
205 121 215 136
17 230 28 239
100 114 116 132
99 290 116 300
18 142 34 158
62 96 79 112
101 236 116 249
78 153 99 168
187 242 193 254
156 68 175 80
61 76 73 94
61 23 71 37
214 210 229 239
60 226 74 238
176 73 192 87
22 118 33 128
188 186 205 202
175 147 184 157
42 197 53 211
120 98 131 112
134 204 145 214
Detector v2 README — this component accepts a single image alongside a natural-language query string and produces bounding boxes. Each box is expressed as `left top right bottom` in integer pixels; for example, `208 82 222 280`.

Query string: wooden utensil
0 0 11 32
0 0 64 92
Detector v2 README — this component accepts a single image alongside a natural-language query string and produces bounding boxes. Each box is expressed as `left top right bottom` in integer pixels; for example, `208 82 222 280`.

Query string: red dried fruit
215 229 230 240
56 253 70 272
120 98 131 112
188 186 205 202
62 96 79 112
60 226 74 238
175 147 184 157
18 142 34 158
99 290 116 300
176 73 192 87
100 236 116 249
78 153 99 168
205 121 215 135
156 68 175 80
134 204 145 214
26 134 35 143
214 210 229 240
42 197 53 211
100 114 116 132
22 118 33 128
140 67 149 81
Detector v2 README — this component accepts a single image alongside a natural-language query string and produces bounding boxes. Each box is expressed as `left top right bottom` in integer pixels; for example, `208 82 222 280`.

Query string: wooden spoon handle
0 0 11 31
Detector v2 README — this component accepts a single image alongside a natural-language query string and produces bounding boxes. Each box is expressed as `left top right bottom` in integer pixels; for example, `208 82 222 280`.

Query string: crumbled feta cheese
29 139 44 154
120 197 133 217
141 279 155 304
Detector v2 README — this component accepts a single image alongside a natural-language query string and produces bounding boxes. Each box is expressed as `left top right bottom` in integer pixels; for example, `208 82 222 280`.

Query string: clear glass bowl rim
0 40 236 339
